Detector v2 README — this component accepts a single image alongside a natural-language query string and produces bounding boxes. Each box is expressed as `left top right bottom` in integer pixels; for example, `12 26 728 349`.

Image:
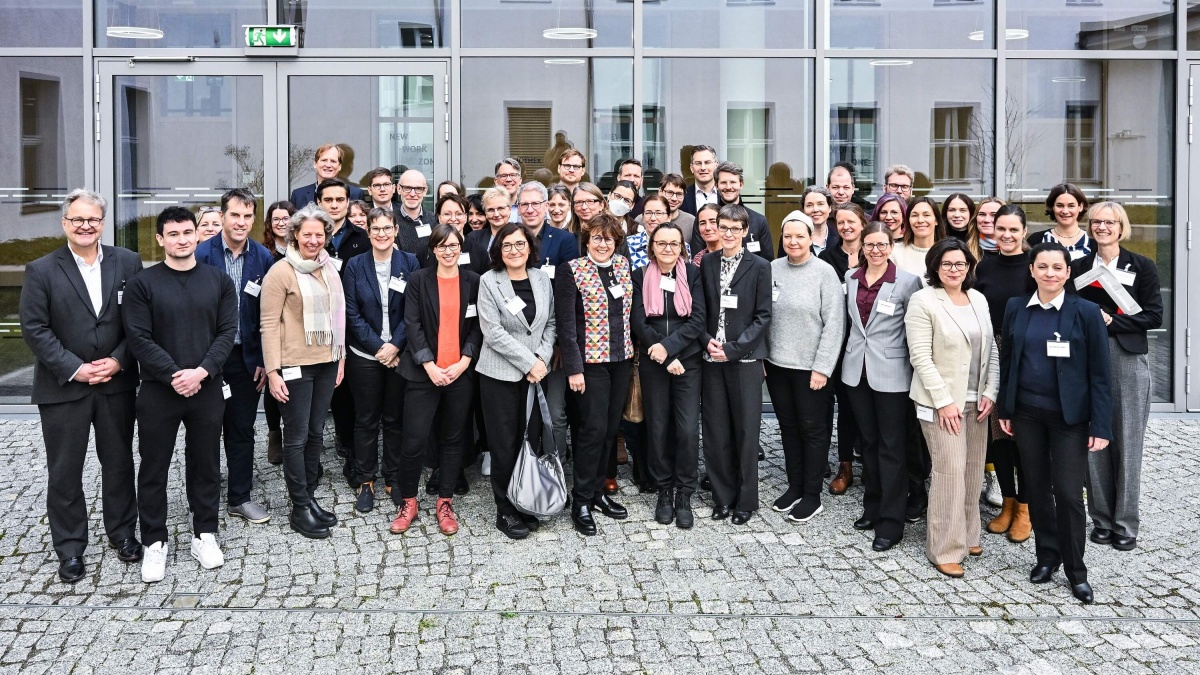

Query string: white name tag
609 284 625 299
720 294 738 310
458 252 471 266
388 276 407 293
916 405 935 423
772 289 780 302
1047 340 1070 358
281 366 302 381
465 304 477 318
1113 268 1136 286
842 283 847 296
1069 249 1086 261
415 224 432 238
877 300 897 316
117 291 124 305
222 383 232 400
747 240 761 253
243 280 261 297
505 296 527 316
659 277 677 294
541 263 556 279
330 257 343 272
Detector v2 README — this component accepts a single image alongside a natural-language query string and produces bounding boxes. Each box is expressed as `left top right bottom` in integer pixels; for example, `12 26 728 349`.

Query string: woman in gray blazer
841 222 923 553
476 222 557 540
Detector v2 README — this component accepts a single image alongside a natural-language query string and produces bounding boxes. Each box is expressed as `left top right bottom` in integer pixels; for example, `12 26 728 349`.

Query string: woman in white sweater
890 196 946 284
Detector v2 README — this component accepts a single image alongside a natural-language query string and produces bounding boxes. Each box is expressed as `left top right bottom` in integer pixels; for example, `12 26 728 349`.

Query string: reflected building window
644 0 812 49
462 0 630 48
930 104 982 186
20 76 64 215
96 0 267 48
1 1 83 48
830 0 994 49
1007 0 1175 51
278 1 445 48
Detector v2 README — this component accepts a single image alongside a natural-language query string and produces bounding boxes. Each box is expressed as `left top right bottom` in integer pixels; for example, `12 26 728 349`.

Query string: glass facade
0 1 1193 408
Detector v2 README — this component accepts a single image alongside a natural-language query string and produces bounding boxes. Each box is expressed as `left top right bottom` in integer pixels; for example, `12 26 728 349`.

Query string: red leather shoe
389 497 418 534
436 497 459 535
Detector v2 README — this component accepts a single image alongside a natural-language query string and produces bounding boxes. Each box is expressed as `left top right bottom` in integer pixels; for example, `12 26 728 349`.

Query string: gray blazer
841 265 922 393
476 267 557 382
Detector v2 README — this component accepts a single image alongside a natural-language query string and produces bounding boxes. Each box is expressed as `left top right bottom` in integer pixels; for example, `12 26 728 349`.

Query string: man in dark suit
289 143 364 208
516 181 580 274
679 145 720 217
20 189 145 583
689 162 773 261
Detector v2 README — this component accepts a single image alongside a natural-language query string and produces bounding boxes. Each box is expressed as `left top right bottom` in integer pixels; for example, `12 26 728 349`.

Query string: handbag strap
525 382 560 459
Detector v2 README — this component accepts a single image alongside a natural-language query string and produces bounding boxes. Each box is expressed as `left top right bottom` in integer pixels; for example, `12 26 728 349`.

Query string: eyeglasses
517 200 546 210
653 241 682 250
501 241 528 253
64 217 103 228
368 226 395 236
270 216 291 224
643 210 668 218
863 242 891 251
1091 219 1120 230
717 225 744 234
440 212 465 221
485 206 510 216
939 261 969 271
885 182 912 192
370 182 394 190
575 198 602 207
560 163 584 171
434 243 462 253
611 195 634 206
496 172 521 181
660 189 685 199
691 160 716 167
398 185 427 194
590 236 615 245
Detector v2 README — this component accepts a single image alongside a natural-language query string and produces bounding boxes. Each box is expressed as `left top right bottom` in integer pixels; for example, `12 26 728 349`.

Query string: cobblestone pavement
0 417 1197 673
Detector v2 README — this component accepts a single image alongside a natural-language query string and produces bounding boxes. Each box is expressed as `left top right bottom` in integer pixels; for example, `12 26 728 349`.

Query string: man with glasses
394 169 434 249
689 162 773 261
639 173 695 246
494 158 525 223
558 149 587 193
365 167 398 212
618 159 647 219
681 145 720 217
289 144 365 209
21 189 145 583
195 188 276 526
883 164 915 199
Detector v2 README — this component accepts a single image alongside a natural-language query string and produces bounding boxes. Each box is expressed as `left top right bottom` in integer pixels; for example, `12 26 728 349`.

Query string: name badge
609 284 625 300
244 280 261 297
281 366 302 381
388 276 407 293
458 252 471 266
1113 268 1136 286
505 296 527 316
877 300 897 316
747 240 761 253
330 257 343 272
720 294 738 310
465 304 478 318
659 277 677 294
415 224 432 238
772 289 780 303
1069 249 1086 261
221 383 232 400
916 405 935 423
541 263 556 279
117 291 124 305
1047 340 1071 358
842 283 847 296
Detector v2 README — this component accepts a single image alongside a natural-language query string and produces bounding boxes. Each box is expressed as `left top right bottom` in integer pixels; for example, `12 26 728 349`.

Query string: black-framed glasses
575 198 602 206
63 217 103 228
270 216 291 224
885 182 912 192
517 200 546 210
590 236 615 245
660 189 685 199
560 163 584 171
398 185 426 194
434 243 462 253
717 225 743 234
370 182 394 190
939 261 969 271
496 172 521 181
368 226 395 236
653 241 682 250
501 241 528 253
643 210 668 218
863 242 891 251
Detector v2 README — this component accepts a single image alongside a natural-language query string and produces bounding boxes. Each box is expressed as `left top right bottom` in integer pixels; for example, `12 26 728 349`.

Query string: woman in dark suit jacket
998 241 1111 605
699 204 772 526
343 208 420 514
1068 202 1162 553
392 224 482 537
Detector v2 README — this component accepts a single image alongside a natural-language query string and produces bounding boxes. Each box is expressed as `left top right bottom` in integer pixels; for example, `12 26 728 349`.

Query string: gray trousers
1087 337 1150 538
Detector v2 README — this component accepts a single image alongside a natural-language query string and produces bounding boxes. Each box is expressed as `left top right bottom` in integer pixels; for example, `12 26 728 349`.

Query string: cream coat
904 286 999 410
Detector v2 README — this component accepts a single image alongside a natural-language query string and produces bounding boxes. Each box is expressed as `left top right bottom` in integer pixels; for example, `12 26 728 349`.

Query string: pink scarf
643 259 692 317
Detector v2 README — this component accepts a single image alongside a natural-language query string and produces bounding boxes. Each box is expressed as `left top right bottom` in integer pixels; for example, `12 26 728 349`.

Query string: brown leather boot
267 430 283 465
1007 502 1032 543
828 462 853 495
987 497 1017 534
616 434 628 465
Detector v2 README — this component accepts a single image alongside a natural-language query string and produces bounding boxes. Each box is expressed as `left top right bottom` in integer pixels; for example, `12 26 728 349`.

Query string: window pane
1189 2 1200 50
828 59 994 199
459 58 632 194
278 0 446 48
643 58 814 243
1006 60 1174 402
0 58 86 404
0 1 82 48
1007 1 1175 51
461 0 630 48
95 0 266 48
645 0 812 49
829 0 994 49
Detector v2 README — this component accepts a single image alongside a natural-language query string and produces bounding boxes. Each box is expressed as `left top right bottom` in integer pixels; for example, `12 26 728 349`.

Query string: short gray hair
287 204 335 247
801 185 834 207
518 181 548 201
884 164 914 183
62 189 107 218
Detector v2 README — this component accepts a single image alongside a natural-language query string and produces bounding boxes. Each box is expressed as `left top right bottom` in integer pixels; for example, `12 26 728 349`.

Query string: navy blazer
195 236 276 372
537 224 580 272
289 181 365 209
344 249 421 356
1067 248 1163 355
699 250 773 362
399 266 483 383
998 292 1112 440
326 223 371 270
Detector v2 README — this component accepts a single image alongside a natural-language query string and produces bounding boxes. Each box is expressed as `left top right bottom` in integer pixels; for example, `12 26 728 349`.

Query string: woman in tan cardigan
261 204 347 540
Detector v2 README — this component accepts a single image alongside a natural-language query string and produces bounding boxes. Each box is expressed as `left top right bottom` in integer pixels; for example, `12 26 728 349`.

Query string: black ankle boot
309 500 337 526
675 490 694 529
290 504 331 539
654 489 675 525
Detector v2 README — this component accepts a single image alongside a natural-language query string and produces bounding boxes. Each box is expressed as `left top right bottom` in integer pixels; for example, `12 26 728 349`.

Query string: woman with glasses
343 208 420 514
905 238 998 578
891 196 946 283
942 194 976 243
608 180 640 235
968 197 1005 262
691 204 722 266
572 183 607 234
435 193 470 237
1069 202 1162 553
391 224 481 537
466 194 488 232
871 194 907 242
555 214 634 535
842 223 923 552
197 206 223 243
547 184 575 236
261 200 296 465
641 173 695 246
348 200 370 231
1028 183 1092 261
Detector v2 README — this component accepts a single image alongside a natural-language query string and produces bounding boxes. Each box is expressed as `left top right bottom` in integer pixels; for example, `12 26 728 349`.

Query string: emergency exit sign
244 25 297 48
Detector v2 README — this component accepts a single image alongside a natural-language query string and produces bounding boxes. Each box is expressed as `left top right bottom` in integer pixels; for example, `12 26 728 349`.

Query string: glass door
1187 66 1200 411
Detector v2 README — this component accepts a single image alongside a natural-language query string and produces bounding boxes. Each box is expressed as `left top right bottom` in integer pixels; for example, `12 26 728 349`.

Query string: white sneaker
982 470 1004 508
190 533 225 570
141 541 167 583
481 452 492 477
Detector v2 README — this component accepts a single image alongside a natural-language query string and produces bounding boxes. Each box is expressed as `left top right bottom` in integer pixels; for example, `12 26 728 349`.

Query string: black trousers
906 401 931 504
479 375 543 516
832 365 861 463
39 389 137 561
264 390 281 434
278 361 339 507
330 367 355 450
136 379 224 545
642 354 701 494
399 375 472 499
844 381 909 541
765 362 833 500
572 360 631 502
346 354 406 492
468 374 489 465
989 437 1025 502
1012 404 1090 585
701 360 764 512
222 346 260 507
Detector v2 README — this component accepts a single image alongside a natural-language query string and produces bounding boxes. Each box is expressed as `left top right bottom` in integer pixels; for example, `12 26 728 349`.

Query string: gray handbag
507 383 568 518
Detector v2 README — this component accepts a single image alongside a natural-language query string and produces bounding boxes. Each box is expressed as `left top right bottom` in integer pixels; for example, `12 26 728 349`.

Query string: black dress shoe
496 514 530 540
905 499 927 523
572 503 597 536
638 480 657 495
591 495 628 520
700 474 712 492
290 505 331 539
853 516 874 531
711 504 731 520
654 490 675 525
1029 563 1059 584
309 500 337 527
58 556 85 584
731 510 752 525
675 491 694 529
519 513 540 532
871 536 897 552
1072 581 1094 604
1112 535 1137 551
109 537 142 563
1089 528 1113 545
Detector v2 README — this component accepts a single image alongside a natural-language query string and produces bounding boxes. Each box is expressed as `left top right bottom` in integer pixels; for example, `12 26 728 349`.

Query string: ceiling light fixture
869 60 913 67
106 26 165 39
968 28 1029 41
544 58 586 65
1051 76 1087 83
543 27 597 40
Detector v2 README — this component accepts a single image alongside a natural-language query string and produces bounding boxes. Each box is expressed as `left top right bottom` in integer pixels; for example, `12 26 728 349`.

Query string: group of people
22 144 1160 607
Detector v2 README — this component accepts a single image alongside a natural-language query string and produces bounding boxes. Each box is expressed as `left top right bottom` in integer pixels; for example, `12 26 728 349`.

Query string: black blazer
399 266 482 383
688 199 774 261
998 292 1112 440
631 263 706 361
20 245 144 405
699 251 773 362
1068 248 1163 355
460 227 498 276
326 223 371 270
289 182 365 209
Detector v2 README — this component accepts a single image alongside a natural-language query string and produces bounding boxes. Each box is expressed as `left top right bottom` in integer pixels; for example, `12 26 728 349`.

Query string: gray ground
0 417 1196 673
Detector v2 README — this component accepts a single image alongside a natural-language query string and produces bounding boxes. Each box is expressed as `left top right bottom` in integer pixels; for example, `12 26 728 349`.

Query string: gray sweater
766 255 846 376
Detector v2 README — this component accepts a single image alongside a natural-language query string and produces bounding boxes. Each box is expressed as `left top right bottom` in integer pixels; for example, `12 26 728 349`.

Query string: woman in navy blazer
998 241 1111 604
343 208 421 514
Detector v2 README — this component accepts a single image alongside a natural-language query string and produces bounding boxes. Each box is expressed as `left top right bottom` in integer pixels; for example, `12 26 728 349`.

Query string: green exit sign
244 25 297 48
